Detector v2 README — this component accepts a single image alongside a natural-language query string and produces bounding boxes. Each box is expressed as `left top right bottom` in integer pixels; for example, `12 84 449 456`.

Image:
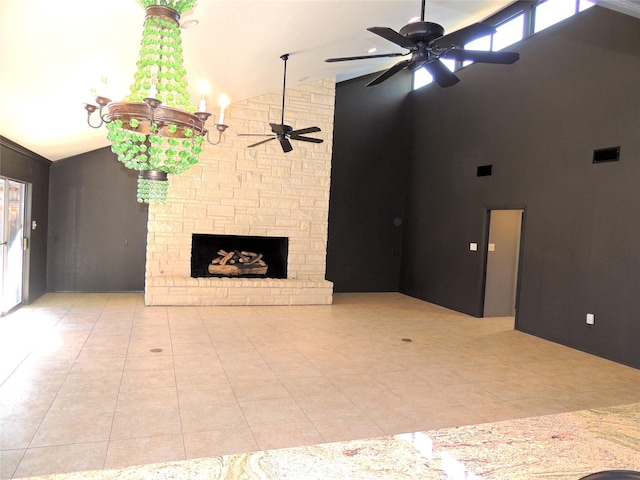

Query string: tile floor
1 292 639 479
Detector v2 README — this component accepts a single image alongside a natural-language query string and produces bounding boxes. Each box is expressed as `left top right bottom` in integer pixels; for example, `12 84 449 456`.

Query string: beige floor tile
172 354 224 371
126 342 173 357
183 427 258 459
46 392 118 419
120 368 177 390
230 379 291 402
13 441 108 478
124 355 175 372
77 343 129 359
0 417 42 449
110 407 182 440
29 413 114 448
2 292 640 479
329 374 391 398
68 356 126 374
177 381 238 405
115 386 179 414
255 348 308 364
268 360 324 379
174 368 229 387
312 415 385 443
466 401 532 423
370 370 431 390
104 434 186 470
0 448 24 479
239 397 309 427
365 408 429 435
433 382 503 406
172 342 217 355
179 401 249 434
296 393 363 421
280 376 341 398
223 363 278 382
250 420 325 451
0 391 56 421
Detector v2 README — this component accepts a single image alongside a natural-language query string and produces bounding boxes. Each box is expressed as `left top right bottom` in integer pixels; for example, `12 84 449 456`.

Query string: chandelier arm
85 104 104 129
204 124 229 146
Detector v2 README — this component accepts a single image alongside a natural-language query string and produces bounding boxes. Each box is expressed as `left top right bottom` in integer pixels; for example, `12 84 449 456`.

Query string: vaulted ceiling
1 1 639 162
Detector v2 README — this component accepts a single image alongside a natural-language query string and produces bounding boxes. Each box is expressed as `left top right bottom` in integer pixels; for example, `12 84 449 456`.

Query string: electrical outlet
586 313 595 326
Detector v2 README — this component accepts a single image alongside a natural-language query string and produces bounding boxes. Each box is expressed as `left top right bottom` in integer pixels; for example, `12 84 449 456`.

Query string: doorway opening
1 177 28 316
483 209 525 322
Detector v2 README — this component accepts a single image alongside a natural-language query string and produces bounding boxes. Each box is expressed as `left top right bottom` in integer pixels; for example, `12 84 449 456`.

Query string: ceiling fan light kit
84 0 228 204
325 0 520 88
238 54 323 153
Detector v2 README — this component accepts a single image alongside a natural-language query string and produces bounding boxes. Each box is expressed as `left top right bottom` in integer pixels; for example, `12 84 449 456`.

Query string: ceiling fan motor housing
399 22 445 43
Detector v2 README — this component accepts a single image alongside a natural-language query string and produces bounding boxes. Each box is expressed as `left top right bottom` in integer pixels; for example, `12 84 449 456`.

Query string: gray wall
400 7 640 367
47 147 147 291
326 70 411 292
0 137 50 302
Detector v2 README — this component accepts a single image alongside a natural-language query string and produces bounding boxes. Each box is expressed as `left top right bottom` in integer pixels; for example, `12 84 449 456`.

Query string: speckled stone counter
21 403 640 479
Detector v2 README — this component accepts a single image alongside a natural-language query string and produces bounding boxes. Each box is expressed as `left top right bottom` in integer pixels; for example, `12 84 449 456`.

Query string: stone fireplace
144 78 335 306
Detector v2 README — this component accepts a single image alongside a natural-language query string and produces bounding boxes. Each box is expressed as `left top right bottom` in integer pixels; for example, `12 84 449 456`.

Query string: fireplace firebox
191 234 288 278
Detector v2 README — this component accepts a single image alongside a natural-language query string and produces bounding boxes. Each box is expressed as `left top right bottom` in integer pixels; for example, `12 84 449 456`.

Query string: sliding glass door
1 177 27 315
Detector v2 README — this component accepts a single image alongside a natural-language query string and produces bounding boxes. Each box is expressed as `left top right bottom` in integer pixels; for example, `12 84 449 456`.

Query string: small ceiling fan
239 54 323 153
325 0 520 88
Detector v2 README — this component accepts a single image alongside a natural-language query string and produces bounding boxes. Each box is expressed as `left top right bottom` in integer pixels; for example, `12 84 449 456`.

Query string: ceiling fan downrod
280 54 289 127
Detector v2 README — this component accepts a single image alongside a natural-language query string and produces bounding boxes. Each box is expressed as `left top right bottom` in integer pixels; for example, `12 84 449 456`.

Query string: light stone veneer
144 78 335 306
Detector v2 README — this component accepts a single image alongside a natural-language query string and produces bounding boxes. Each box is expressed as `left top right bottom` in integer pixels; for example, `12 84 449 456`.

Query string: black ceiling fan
239 54 323 153
325 0 520 88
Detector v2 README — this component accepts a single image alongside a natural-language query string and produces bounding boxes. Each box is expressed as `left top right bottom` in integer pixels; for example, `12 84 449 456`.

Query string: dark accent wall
0 137 51 302
326 70 411 292
401 7 640 368
47 147 147 291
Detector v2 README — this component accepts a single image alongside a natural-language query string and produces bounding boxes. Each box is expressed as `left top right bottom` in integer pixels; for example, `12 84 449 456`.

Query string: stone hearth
144 78 335 306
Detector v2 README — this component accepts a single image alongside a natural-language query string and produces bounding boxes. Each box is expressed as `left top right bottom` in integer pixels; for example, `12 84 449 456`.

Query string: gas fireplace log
220 251 235 266
246 253 263 265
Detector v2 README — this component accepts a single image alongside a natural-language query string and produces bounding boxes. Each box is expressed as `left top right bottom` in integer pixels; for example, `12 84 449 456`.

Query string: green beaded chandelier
85 0 226 204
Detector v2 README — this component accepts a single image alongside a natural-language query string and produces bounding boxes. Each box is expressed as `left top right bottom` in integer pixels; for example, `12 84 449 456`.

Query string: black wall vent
477 165 493 176
593 146 620 163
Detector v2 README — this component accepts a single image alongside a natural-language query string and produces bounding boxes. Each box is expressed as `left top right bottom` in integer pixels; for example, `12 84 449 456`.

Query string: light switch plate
488 243 496 252
470 243 478 251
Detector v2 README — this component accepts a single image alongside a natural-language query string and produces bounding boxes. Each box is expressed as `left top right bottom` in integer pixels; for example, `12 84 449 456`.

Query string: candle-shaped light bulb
97 75 108 98
218 94 230 124
198 79 210 112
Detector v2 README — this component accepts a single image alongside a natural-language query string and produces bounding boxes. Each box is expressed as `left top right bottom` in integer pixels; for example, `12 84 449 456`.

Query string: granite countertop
22 403 640 480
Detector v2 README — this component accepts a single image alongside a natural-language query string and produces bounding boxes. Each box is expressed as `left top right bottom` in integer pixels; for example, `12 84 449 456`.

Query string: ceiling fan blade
248 137 276 148
279 137 293 153
326 52 406 63
366 59 411 87
431 23 496 48
367 26 415 49
290 126 321 136
290 136 323 144
238 133 275 137
423 59 460 88
442 49 520 64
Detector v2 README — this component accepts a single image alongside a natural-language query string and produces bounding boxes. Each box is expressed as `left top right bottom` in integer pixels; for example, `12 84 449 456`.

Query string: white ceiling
0 0 516 161
2 0 639 162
